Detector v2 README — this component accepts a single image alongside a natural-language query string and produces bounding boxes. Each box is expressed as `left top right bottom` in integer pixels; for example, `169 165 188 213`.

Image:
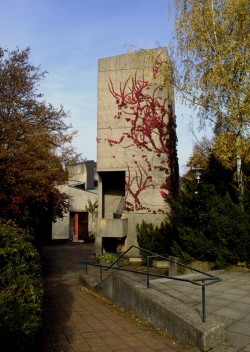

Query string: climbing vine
125 162 153 211
106 51 179 212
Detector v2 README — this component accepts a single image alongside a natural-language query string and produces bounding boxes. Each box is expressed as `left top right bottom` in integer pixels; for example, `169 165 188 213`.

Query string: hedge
0 225 44 351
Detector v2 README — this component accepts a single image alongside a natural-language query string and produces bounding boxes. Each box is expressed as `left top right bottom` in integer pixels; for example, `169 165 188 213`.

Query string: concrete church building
96 48 179 255
52 161 98 242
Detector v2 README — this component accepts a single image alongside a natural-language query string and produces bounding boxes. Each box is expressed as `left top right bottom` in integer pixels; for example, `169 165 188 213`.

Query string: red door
78 212 88 241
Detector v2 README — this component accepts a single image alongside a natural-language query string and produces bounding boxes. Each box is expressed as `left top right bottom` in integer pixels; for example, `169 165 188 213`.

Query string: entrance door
78 212 88 241
72 212 89 241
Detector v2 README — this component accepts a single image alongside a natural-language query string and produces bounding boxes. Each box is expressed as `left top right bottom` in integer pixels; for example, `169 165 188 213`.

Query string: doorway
71 212 89 241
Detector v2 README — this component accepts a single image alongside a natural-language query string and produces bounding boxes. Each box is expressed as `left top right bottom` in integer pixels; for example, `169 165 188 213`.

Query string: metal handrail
82 245 222 322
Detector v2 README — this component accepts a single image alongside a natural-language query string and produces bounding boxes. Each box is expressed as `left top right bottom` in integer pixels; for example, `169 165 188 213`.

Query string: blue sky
0 0 203 175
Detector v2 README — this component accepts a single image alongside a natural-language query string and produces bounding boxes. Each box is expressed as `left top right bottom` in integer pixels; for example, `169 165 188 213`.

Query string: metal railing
82 245 222 322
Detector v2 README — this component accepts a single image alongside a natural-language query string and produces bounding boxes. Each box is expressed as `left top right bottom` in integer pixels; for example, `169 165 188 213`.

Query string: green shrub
169 182 250 268
136 221 170 262
97 253 119 263
0 225 44 351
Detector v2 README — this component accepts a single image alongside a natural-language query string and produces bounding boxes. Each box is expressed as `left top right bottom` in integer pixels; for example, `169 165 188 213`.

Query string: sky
0 0 204 175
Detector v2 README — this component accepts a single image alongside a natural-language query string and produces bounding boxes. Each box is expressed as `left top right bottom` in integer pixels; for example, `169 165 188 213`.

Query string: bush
0 225 44 351
136 178 250 269
136 221 170 262
97 253 119 264
169 182 250 268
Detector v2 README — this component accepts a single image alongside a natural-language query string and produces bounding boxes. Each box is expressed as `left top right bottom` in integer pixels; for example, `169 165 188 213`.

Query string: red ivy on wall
107 53 179 211
125 162 154 211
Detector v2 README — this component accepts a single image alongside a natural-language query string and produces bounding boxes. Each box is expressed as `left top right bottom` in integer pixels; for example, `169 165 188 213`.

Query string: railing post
202 280 206 322
147 256 150 288
100 265 103 281
85 263 88 275
147 271 149 288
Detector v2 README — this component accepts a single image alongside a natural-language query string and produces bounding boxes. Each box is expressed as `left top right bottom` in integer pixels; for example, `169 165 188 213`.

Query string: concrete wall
96 272 225 351
99 218 128 238
52 186 98 240
103 193 123 219
52 161 98 241
52 184 69 240
52 213 70 240
96 49 176 254
68 161 96 190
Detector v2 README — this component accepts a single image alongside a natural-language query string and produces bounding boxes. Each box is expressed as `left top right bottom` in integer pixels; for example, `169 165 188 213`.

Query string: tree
167 170 250 267
0 47 80 235
170 0 249 170
172 0 249 131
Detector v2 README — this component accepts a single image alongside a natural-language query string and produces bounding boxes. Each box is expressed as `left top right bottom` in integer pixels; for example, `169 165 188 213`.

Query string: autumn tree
0 47 80 238
187 136 250 209
172 0 249 132
170 0 249 170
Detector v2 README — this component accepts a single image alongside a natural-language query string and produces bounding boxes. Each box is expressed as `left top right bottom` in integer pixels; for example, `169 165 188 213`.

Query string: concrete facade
96 49 178 255
95 272 225 351
52 161 98 242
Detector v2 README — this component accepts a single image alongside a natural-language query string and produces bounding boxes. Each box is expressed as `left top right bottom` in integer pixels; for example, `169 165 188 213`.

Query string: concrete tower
96 48 178 255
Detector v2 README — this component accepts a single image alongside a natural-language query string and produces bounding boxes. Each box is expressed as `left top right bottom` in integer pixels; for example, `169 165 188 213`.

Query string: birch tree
172 0 249 166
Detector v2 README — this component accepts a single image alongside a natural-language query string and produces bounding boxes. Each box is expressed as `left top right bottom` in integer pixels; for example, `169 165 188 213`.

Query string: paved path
40 243 198 352
150 270 250 351
41 242 250 352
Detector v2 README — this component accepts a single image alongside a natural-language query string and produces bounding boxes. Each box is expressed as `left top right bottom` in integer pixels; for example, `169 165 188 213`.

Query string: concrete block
152 260 169 269
129 257 143 264
95 272 225 351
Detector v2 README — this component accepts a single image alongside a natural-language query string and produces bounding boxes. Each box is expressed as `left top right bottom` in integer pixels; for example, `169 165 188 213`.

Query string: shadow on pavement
40 242 95 351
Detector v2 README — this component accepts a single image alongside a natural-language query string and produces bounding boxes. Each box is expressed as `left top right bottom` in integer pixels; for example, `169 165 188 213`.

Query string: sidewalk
150 271 250 351
40 242 198 352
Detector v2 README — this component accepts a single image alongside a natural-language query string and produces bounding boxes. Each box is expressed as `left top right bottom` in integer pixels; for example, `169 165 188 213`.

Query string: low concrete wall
95 272 225 351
